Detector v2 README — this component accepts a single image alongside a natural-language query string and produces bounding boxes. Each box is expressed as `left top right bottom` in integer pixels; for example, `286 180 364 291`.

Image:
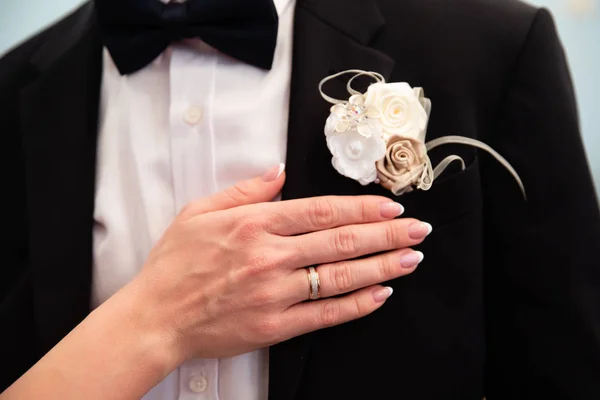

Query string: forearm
1 279 182 400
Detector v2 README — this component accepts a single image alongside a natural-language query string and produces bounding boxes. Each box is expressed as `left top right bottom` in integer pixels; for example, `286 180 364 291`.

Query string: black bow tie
95 0 279 75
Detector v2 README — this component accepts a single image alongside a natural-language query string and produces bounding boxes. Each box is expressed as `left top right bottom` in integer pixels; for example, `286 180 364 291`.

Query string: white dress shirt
91 0 295 398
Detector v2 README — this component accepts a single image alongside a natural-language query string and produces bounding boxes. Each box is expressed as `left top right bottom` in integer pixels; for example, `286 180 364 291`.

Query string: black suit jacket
2 0 600 398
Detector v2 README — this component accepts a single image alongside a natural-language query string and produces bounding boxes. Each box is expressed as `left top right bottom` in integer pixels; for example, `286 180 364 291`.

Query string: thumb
179 163 286 219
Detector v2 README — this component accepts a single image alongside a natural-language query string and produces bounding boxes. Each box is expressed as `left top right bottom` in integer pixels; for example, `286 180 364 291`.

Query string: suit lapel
20 3 103 353
271 1 395 399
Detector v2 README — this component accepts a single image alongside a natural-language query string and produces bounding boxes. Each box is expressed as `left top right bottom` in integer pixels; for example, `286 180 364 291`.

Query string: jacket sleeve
0 40 42 392
483 8 600 399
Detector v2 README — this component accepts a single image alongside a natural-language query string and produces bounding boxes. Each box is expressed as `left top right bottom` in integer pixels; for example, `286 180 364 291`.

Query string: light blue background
1 0 598 195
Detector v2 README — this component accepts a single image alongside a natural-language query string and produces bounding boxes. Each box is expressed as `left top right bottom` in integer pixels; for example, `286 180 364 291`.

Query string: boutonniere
319 70 525 197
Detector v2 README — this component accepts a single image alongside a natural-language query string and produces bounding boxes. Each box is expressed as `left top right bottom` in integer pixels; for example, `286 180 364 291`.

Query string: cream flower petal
349 94 365 106
335 119 351 132
357 122 373 138
364 81 429 141
325 113 341 137
331 104 346 116
366 107 381 118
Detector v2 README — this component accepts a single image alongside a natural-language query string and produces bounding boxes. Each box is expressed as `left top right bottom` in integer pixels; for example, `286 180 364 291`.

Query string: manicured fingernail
408 222 433 239
373 286 394 302
399 251 424 269
380 202 404 218
261 163 285 182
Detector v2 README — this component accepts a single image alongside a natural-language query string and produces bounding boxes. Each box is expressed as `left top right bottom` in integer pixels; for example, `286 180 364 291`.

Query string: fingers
178 163 286 219
252 195 405 236
282 249 423 304
280 285 393 340
291 218 432 268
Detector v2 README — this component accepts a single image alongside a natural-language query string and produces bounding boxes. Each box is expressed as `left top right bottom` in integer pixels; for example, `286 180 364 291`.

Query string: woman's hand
131 164 431 363
1 164 431 400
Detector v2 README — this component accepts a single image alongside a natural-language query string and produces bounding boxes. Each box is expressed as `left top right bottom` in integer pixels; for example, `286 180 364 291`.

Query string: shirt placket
168 46 220 400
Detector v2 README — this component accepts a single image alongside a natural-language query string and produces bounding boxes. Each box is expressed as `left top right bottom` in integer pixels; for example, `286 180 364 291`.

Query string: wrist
109 276 185 377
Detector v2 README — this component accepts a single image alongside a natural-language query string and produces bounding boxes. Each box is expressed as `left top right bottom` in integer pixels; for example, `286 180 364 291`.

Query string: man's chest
92 40 294 305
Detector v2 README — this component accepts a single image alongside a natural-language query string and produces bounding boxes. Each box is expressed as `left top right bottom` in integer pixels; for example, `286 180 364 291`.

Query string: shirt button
189 375 208 393
183 106 203 126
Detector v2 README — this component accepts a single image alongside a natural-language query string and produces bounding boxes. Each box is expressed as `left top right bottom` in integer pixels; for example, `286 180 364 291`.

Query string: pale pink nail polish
399 251 424 269
408 222 433 239
261 163 285 182
380 202 404 218
373 286 394 302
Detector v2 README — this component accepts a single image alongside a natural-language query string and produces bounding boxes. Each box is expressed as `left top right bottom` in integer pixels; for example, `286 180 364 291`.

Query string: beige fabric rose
376 136 429 195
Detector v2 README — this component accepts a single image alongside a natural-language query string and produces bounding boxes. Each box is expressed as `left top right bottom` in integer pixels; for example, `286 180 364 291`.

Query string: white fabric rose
327 128 386 185
325 112 340 137
364 82 430 142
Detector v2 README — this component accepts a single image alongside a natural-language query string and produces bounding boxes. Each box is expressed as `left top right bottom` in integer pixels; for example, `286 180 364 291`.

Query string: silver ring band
307 266 320 300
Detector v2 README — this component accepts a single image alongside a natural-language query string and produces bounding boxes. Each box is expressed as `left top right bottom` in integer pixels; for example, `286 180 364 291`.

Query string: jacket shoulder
379 0 540 31
377 0 548 85
378 0 542 54
443 0 541 43
0 2 94 88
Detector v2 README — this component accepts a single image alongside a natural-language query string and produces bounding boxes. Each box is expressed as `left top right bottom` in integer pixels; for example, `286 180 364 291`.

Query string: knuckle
352 295 367 318
248 288 278 307
358 198 369 222
225 181 253 202
378 255 397 280
246 252 279 276
234 217 264 243
384 223 398 248
331 227 360 256
308 197 338 228
320 301 342 327
330 262 354 292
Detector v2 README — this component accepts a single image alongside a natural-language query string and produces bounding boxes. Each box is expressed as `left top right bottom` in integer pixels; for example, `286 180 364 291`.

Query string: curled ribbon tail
425 135 527 199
